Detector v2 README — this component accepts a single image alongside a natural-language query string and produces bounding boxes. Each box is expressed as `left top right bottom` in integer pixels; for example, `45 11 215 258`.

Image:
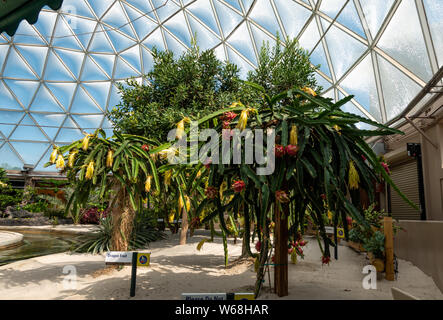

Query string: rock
5 206 35 219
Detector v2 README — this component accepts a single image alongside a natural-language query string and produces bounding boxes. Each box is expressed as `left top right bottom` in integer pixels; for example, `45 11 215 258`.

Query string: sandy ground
0 229 441 300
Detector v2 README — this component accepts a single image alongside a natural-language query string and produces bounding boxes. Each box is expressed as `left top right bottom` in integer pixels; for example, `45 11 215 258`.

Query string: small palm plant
45 129 160 251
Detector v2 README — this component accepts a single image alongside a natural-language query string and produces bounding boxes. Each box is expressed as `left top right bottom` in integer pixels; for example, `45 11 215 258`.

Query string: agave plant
45 129 160 251
184 82 416 296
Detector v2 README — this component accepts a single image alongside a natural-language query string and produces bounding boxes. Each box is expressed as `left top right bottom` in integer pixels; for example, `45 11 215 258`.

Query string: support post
130 252 138 297
274 202 288 297
384 217 395 281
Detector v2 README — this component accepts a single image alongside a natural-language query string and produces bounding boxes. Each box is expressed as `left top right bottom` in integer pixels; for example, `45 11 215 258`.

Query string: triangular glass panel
87 0 115 19
320 0 348 18
46 82 77 109
123 3 158 40
274 0 312 39
360 0 394 39
142 28 166 51
107 84 123 110
55 128 84 143
101 1 137 40
249 0 282 36
164 31 187 57
0 124 16 138
101 117 114 129
52 15 84 51
32 112 66 128
53 48 85 79
106 28 137 53
90 54 115 78
164 11 193 47
70 86 104 114
0 110 25 124
120 45 142 71
0 81 21 110
81 55 110 81
0 143 23 169
10 142 50 165
3 80 39 108
336 1 366 38
10 125 49 142
187 14 220 51
141 47 154 74
423 0 443 68
340 54 382 122
151 0 180 21
114 56 139 79
32 10 57 43
89 25 115 53
188 0 220 37
15 45 48 77
3 47 38 80
212 0 243 38
377 0 432 82
228 22 257 66
223 0 242 12
82 82 112 108
377 54 422 121
18 114 36 125
72 114 105 129
298 19 321 52
213 44 226 62
40 126 60 141
126 0 157 20
310 44 331 78
30 84 65 112
62 115 79 128
250 23 275 52
62 0 95 19
314 72 333 93
68 16 96 49
12 22 46 46
321 18 367 80
240 0 254 12
226 46 254 79
0 44 9 66
43 50 75 81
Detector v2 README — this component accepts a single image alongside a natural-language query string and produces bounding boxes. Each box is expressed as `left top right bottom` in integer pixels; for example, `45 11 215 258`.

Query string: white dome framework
0 0 442 171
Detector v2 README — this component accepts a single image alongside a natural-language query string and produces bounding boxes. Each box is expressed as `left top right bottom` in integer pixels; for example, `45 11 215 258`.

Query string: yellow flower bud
176 120 185 139
185 195 191 212
85 161 94 180
68 151 77 168
106 149 114 168
178 195 184 211
301 87 317 96
145 175 152 193
82 134 91 151
56 155 65 170
168 213 175 223
236 109 249 131
348 161 360 190
50 148 58 164
289 125 298 146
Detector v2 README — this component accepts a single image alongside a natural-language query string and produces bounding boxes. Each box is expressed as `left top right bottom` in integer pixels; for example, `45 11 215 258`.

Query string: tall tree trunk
111 186 136 251
179 206 188 245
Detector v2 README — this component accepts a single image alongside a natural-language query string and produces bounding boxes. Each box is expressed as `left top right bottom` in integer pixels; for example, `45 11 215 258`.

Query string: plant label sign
105 251 133 265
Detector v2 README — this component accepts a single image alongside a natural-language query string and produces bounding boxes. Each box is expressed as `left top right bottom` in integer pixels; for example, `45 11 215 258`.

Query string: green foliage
107 44 254 140
362 231 385 259
0 167 8 183
247 36 322 98
0 185 23 212
74 215 166 254
22 200 48 213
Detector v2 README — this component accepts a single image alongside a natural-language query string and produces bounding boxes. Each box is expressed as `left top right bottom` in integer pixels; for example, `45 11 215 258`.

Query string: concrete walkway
0 224 99 235
0 231 23 249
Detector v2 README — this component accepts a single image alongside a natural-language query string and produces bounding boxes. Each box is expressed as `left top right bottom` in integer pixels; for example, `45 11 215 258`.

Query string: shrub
0 185 23 212
80 207 109 224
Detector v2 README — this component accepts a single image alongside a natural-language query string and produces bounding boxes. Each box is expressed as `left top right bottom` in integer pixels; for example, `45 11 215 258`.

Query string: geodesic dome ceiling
0 0 442 171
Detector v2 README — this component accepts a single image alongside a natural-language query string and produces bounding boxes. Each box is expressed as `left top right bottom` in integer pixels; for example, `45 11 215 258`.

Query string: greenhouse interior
0 0 443 303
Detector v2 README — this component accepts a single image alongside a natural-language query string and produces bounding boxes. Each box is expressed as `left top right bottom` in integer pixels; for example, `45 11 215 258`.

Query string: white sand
0 230 441 300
